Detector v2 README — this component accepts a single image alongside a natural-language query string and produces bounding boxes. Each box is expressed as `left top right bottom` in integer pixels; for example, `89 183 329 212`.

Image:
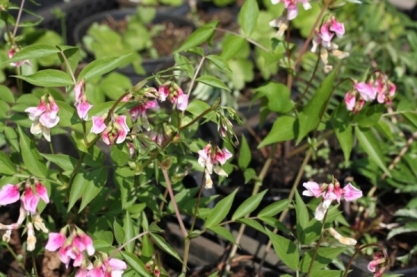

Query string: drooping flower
0 184 20 206
25 95 60 142
270 0 311 20
130 99 159 130
21 186 40 215
74 79 93 121
26 222 37 251
328 227 357 246
367 252 387 277
158 82 189 111
198 144 233 189
374 72 396 105
45 232 66 252
302 180 362 221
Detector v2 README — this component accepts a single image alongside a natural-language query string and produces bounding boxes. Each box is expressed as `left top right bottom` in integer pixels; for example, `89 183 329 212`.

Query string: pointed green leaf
300 247 345 272
41 153 77 172
206 55 232 74
238 135 251 170
18 127 47 178
113 220 125 245
55 100 81 127
205 188 238 228
77 53 133 81
3 44 60 66
79 168 107 212
0 151 16 175
196 75 230 92
297 70 336 143
221 35 246 60
232 190 267 220
267 229 299 271
295 191 309 243
150 233 182 263
258 115 296 148
13 69 73 87
176 22 218 52
355 126 390 176
123 211 135 253
208 226 236 244
258 199 289 218
238 0 259 37
68 173 86 211
121 251 152 277
0 85 15 103
141 234 155 259
331 104 353 164
237 218 265 233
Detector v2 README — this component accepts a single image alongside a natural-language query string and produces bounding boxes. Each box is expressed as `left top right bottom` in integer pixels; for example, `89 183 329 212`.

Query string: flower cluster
158 81 189 111
129 99 159 131
0 181 49 251
367 252 387 277
198 144 233 189
269 0 311 36
74 79 93 121
25 94 60 142
91 113 130 145
311 17 348 73
75 253 127 277
345 72 396 113
302 180 362 221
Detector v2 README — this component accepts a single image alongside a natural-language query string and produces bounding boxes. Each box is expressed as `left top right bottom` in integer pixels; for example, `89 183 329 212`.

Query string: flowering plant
0 0 414 276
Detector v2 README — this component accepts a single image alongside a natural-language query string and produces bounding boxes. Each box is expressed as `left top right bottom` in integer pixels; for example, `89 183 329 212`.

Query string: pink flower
35 181 49 204
355 82 376 102
74 80 93 120
8 47 30 67
25 95 60 142
198 144 233 189
91 116 107 134
329 18 345 38
271 0 311 20
344 92 356 111
375 73 396 105
302 181 363 221
158 82 189 111
76 233 95 256
45 232 66 252
130 99 159 130
104 258 127 277
21 186 40 214
367 252 386 277
113 115 130 144
0 184 20 206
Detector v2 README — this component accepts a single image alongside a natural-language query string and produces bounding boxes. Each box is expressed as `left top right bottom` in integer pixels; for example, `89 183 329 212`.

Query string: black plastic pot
73 8 194 84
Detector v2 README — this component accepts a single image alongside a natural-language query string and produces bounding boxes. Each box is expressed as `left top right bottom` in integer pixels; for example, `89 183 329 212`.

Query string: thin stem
190 174 205 232
225 144 277 274
258 148 313 272
109 231 149 258
215 27 270 53
342 243 388 277
4 243 28 274
186 56 205 97
296 49 321 107
59 50 77 84
182 239 191 274
31 251 39 277
162 169 187 237
305 211 328 277
12 0 25 37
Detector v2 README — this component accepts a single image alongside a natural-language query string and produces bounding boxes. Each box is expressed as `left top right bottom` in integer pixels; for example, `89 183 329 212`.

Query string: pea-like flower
25 95 60 142
158 82 189 111
271 0 311 20
367 252 387 277
198 144 233 189
90 114 130 145
302 180 362 221
74 79 93 121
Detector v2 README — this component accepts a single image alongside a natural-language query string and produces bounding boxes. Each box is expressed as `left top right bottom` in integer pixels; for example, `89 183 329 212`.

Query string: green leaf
309 270 344 277
267 229 299 271
238 135 251 170
18 127 47 178
121 251 152 277
295 191 309 244
68 173 85 211
123 211 135 253
299 247 345 272
41 153 77 172
331 104 353 164
243 168 257 184
176 22 218 52
237 218 265 233
206 55 232 74
205 189 238 228
258 216 292 234
150 233 182 263
14 69 73 87
0 85 15 103
253 82 294 113
111 144 130 166
355 126 390 177
208 226 236 244
297 70 336 143
113 220 125 245
77 54 133 81
196 75 230 92
5 127 19 152
232 190 267 220
258 115 296 148
55 100 81 127
238 0 259 37
0 151 16 175
141 234 154 259
221 35 246 60
353 105 385 128
258 199 289 217
79 168 108 212
4 44 60 66
175 53 195 78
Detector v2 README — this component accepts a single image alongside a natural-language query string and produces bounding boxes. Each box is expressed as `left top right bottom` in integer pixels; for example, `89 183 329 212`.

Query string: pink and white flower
90 114 130 145
0 184 20 206
8 47 30 67
25 95 60 142
367 252 387 277
270 0 311 20
45 232 66 252
158 82 189 111
74 80 93 120
198 144 233 189
26 222 37 251
302 180 362 221
130 99 159 130
21 186 40 215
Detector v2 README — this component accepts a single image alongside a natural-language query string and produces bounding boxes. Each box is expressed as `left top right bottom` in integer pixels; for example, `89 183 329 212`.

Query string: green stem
59 50 77 84
224 144 277 274
215 27 270 53
31 251 39 277
12 0 25 38
306 210 329 277
296 49 321 108
4 243 28 274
